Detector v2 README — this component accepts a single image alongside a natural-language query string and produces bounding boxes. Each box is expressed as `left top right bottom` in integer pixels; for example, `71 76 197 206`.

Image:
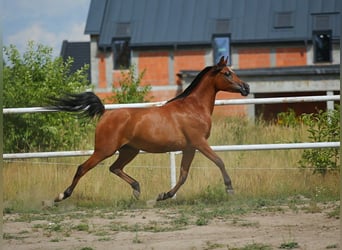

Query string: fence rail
3 142 340 160
3 95 340 114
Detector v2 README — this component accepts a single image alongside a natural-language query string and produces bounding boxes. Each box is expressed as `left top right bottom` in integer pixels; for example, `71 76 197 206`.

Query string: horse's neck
186 77 217 115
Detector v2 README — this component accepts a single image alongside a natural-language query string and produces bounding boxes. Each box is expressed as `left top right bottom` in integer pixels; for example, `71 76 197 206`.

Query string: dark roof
60 41 91 82
84 0 107 34
85 0 341 48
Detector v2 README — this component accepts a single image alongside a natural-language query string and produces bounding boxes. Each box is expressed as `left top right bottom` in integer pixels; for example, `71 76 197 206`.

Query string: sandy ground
3 201 340 250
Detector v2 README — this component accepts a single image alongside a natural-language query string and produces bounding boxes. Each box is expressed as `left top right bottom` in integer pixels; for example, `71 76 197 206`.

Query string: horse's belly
125 109 190 152
129 134 187 153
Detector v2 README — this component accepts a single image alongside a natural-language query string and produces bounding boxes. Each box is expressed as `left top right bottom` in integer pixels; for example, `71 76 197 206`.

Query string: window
215 19 230 34
313 15 331 30
273 12 294 29
212 35 231 65
313 31 332 63
113 39 130 69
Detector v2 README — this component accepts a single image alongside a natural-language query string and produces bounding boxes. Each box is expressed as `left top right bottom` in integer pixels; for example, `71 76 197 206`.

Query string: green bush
298 106 340 175
277 108 299 127
3 42 91 153
107 64 151 104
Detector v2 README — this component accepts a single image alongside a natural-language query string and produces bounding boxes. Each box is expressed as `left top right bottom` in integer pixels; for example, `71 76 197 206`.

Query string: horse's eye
224 72 232 79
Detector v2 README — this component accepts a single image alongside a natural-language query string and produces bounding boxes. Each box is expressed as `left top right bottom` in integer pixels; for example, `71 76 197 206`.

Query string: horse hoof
156 192 166 201
156 192 172 201
54 193 64 202
227 189 235 195
133 189 140 200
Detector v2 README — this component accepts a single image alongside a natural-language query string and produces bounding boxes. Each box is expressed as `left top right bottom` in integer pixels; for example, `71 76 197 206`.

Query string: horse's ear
224 56 229 65
217 56 226 66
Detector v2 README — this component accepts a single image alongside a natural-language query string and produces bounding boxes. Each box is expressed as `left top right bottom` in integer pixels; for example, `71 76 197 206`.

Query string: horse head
213 56 250 96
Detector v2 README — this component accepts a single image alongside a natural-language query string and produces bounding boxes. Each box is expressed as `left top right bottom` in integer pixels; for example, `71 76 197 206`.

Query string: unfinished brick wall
238 48 271 69
112 69 128 88
275 47 306 67
174 50 206 76
138 51 169 86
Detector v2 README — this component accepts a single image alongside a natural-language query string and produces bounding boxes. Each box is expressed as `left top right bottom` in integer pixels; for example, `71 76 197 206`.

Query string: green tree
108 65 151 103
3 42 91 153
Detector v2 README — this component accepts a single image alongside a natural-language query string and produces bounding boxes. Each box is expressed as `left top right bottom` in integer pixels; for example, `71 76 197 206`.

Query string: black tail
48 92 105 118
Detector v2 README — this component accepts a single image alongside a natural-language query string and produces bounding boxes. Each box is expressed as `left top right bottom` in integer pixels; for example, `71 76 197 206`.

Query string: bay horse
51 56 249 202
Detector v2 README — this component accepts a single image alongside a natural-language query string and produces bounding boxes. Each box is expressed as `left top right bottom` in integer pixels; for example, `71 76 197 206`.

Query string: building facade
84 0 340 118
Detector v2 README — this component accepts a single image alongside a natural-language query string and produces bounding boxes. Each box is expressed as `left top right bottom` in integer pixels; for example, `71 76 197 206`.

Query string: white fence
3 95 340 188
3 95 340 114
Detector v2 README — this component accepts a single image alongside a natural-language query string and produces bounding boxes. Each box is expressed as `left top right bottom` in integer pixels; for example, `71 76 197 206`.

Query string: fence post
169 152 177 198
326 91 334 111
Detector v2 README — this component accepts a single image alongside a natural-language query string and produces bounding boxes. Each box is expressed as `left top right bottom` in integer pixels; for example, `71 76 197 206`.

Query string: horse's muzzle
240 82 250 96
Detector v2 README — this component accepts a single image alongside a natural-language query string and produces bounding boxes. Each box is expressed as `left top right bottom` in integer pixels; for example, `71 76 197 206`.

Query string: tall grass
4 115 339 211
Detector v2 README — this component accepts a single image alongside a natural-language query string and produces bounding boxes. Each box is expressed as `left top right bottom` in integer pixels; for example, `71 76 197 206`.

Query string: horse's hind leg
109 145 140 199
54 152 108 202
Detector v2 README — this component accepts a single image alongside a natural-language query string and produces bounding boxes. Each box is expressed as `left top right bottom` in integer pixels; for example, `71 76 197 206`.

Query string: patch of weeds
231 218 260 228
229 243 272 250
50 237 62 242
326 244 338 249
98 237 111 241
48 222 63 232
18 230 30 234
172 212 190 229
279 241 299 249
73 223 90 232
3 233 18 240
141 220 172 232
195 215 209 226
240 221 260 228
114 198 146 210
94 230 109 237
326 205 340 219
3 207 14 214
200 185 229 204
263 205 285 213
255 198 272 209
80 247 95 250
288 202 299 213
132 232 143 244
205 241 225 250
303 201 322 213
109 222 131 232
132 224 143 244
33 223 44 229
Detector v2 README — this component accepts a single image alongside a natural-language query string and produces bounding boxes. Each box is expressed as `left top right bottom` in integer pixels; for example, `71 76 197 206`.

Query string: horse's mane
167 66 213 103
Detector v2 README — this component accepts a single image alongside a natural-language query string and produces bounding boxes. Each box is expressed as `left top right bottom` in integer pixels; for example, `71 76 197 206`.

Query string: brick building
83 0 340 118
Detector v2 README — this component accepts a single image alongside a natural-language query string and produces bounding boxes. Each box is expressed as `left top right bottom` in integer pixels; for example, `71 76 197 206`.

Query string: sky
3 0 91 58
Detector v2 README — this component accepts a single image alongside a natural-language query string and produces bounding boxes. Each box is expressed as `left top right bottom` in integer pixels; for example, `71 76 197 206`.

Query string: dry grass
4 115 339 210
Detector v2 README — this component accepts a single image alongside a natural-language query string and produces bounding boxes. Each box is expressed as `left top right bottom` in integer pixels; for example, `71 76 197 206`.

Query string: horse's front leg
157 148 196 201
196 141 234 194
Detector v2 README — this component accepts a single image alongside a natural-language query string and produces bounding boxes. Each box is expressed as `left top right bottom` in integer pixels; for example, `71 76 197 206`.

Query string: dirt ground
3 201 340 250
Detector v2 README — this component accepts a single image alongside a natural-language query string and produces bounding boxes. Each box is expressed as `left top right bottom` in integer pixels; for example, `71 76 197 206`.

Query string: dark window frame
313 30 332 63
212 34 231 65
273 11 294 29
112 38 131 70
